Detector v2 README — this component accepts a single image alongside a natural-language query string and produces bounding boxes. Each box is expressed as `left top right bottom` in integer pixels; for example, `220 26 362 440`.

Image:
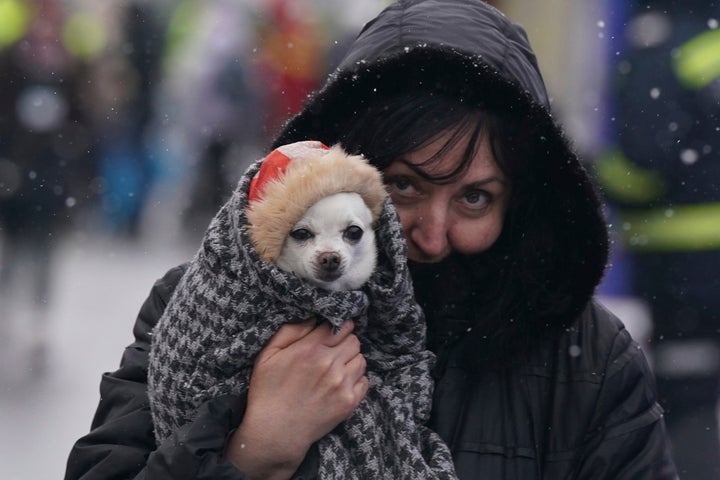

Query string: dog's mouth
308 270 348 291
314 270 343 283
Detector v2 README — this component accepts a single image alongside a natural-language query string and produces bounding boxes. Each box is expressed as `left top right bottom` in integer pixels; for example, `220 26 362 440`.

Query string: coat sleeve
63 265 252 480
572 306 678 480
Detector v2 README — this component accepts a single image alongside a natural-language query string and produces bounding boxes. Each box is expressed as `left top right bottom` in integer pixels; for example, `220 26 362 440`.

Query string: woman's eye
463 190 491 208
387 176 418 195
343 225 364 242
290 228 314 241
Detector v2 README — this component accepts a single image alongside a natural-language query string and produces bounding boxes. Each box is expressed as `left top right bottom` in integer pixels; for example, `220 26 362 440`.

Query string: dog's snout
318 252 341 272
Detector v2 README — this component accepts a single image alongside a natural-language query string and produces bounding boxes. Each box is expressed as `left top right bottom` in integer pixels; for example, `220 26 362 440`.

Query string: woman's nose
408 205 450 259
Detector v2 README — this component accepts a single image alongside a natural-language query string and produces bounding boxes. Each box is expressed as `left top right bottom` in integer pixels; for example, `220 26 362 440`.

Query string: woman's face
383 130 509 263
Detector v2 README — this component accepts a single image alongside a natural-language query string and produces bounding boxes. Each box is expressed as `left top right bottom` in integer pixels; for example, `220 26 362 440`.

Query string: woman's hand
225 319 368 479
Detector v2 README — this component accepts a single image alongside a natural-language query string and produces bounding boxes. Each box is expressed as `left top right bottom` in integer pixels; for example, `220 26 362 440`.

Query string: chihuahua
247 142 386 292
276 191 377 291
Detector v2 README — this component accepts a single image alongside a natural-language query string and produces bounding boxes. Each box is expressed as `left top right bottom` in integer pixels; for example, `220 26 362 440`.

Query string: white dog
246 141 386 292
276 191 377 291
149 143 457 480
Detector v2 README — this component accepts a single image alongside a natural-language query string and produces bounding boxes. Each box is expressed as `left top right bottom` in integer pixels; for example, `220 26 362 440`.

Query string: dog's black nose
318 252 341 272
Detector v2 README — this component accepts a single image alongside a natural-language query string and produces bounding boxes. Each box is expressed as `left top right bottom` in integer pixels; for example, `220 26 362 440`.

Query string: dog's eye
290 228 314 241
343 225 364 242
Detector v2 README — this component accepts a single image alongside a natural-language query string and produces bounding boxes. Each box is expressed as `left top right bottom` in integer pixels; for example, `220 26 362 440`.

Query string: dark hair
336 88 551 364
338 90 510 184
337 87 540 246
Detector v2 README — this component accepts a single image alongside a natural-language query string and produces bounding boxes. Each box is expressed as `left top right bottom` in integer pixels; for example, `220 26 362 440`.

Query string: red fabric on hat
248 149 292 203
248 142 329 202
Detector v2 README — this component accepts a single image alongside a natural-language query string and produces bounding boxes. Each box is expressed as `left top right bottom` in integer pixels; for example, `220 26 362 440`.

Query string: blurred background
0 0 718 478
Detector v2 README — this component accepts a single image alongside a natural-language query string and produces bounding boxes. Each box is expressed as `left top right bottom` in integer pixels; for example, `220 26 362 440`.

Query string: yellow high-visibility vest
673 27 720 90
618 202 720 252
0 0 31 48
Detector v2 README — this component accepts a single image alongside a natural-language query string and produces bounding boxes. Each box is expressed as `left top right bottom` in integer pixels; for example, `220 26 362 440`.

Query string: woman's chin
407 251 450 265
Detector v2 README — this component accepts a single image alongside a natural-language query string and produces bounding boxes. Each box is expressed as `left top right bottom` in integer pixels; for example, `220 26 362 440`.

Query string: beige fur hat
246 141 387 263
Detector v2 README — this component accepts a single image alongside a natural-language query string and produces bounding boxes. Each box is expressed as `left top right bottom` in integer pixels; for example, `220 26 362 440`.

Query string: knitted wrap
147 153 458 479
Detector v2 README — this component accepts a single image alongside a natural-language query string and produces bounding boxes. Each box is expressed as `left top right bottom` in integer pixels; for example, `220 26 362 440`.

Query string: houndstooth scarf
148 158 457 479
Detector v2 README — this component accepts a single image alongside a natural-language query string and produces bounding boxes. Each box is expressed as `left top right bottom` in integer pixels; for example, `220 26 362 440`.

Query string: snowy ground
0 229 195 479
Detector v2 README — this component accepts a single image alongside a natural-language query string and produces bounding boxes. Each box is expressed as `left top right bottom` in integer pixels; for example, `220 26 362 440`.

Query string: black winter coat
65 0 677 478
64 264 676 479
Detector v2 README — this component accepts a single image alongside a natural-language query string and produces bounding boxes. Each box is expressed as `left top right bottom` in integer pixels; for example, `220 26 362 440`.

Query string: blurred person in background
0 0 97 366
163 0 330 238
65 1 677 478
596 0 720 477
157 0 265 238
154 0 337 240
81 2 164 239
253 0 327 141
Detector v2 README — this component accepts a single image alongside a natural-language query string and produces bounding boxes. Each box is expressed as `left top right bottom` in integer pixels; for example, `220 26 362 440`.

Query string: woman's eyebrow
390 160 506 187
466 177 507 188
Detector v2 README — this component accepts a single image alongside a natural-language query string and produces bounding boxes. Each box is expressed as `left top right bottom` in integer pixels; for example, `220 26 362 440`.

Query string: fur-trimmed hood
246 141 386 263
270 0 610 361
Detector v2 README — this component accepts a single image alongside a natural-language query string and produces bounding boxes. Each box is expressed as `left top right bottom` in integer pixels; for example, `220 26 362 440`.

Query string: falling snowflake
680 148 699 165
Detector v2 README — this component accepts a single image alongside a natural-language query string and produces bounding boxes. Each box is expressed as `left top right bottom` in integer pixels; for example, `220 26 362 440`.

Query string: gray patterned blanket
147 156 457 479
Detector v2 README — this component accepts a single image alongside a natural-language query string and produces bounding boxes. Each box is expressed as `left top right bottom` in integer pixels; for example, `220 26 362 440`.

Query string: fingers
344 354 369 418
334 331 363 367
309 319 355 348
352 375 370 407
246 317 369 445
345 350 367 379
259 319 360 369
265 318 316 350
305 320 363 367
266 319 354 352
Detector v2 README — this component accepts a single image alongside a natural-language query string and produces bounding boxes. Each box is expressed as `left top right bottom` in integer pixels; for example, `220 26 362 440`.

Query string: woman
64 1 678 478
